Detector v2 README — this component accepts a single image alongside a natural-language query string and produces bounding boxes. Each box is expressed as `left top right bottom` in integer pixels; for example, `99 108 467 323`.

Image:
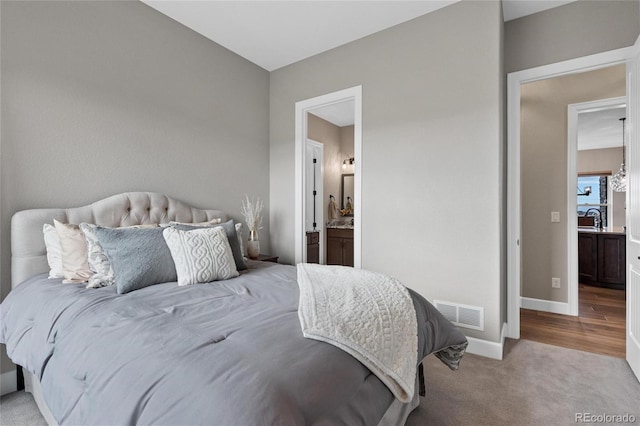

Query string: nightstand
256 254 279 263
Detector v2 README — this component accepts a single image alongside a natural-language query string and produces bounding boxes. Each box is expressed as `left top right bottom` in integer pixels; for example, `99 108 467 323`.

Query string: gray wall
270 0 505 342
521 65 626 302
0 1 269 374
505 0 640 73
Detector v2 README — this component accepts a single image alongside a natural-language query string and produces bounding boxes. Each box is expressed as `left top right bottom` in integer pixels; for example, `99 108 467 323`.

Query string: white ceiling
142 0 579 72
502 0 578 22
309 100 356 127
578 106 626 151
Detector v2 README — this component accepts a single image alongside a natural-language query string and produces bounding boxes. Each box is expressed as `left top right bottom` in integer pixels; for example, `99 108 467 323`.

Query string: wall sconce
577 186 592 196
342 157 355 169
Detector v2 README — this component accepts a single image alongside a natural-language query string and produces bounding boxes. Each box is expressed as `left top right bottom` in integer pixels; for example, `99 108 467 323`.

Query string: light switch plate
552 277 561 288
551 212 560 223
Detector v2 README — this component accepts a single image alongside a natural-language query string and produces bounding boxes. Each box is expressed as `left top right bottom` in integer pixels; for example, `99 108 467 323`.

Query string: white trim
568 103 578 317
507 71 522 339
353 87 363 269
568 97 626 317
507 47 633 339
294 86 363 267
305 139 325 264
0 369 17 396
465 323 507 360
520 296 571 315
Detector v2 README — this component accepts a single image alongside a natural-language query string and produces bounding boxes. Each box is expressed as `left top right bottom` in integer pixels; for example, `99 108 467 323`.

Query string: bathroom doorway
305 103 355 266
294 86 362 267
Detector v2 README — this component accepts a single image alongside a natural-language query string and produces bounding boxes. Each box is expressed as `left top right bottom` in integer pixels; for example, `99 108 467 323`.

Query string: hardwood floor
520 284 626 358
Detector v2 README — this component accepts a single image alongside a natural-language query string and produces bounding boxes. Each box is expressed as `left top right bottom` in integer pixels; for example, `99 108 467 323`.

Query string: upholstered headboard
11 192 227 288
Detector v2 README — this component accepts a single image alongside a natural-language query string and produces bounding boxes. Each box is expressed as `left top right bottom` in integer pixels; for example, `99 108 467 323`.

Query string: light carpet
408 338 640 425
1 339 638 425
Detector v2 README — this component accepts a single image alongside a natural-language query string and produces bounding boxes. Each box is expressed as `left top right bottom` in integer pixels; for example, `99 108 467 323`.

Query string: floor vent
434 300 484 331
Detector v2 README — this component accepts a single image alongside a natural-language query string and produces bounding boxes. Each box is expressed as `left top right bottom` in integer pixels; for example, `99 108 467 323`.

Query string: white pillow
162 226 239 286
43 224 64 279
80 223 115 288
54 219 92 283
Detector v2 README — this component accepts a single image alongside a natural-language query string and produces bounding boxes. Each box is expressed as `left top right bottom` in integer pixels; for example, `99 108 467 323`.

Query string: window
577 175 611 228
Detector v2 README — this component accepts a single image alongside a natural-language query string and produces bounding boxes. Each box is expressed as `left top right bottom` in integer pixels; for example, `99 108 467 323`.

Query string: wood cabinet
326 228 353 267
578 231 626 289
597 234 626 285
578 233 598 282
306 231 320 264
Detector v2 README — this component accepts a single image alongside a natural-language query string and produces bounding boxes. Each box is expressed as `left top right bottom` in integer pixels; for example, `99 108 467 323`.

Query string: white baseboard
0 369 17 396
465 322 507 360
521 296 570 315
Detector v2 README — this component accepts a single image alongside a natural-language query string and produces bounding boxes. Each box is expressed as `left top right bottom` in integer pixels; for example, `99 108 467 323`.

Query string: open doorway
294 86 362 266
517 64 627 357
305 103 355 266
508 53 633 359
573 101 627 357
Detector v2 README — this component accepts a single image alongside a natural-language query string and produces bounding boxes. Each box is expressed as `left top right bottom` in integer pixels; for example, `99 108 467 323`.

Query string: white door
626 35 640 382
305 140 324 263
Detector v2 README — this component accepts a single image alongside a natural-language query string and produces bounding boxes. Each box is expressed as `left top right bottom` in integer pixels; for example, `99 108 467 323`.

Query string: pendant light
610 117 627 192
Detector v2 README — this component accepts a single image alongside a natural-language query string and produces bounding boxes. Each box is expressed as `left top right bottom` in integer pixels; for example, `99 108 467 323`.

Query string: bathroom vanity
578 229 626 289
326 226 353 267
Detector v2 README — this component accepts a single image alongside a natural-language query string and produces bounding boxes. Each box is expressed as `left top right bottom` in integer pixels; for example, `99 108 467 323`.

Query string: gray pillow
93 226 177 294
172 220 247 271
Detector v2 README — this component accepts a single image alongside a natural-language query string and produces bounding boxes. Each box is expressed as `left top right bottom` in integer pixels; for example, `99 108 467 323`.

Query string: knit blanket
296 263 417 403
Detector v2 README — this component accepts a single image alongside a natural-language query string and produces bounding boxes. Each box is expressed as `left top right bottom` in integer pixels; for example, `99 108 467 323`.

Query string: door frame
507 48 633 339
567 96 627 316
305 138 325 264
294 85 363 266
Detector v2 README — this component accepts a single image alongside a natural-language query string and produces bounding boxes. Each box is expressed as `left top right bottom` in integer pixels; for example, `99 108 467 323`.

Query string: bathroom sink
326 220 354 229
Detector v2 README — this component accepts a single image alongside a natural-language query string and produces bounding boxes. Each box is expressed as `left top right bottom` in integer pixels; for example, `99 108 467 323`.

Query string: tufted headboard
11 192 227 288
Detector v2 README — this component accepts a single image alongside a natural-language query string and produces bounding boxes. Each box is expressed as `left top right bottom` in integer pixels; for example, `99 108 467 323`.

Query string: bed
1 192 467 425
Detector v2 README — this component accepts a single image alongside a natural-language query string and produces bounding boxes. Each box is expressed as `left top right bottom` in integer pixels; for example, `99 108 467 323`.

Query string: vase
247 229 260 259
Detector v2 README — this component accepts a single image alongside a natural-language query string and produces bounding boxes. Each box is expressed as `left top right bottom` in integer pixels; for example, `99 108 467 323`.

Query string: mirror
341 174 354 216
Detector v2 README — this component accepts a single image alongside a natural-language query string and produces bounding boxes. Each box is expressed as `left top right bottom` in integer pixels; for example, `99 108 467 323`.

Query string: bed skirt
23 370 56 426
23 367 420 426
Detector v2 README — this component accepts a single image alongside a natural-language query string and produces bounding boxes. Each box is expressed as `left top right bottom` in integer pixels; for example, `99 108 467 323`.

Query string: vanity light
342 157 355 169
610 117 627 192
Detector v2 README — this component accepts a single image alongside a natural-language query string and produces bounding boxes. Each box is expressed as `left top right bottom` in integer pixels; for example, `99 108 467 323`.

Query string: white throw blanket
296 263 418 403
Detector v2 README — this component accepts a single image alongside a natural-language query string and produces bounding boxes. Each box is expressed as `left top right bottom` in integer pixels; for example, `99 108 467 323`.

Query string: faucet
583 208 603 230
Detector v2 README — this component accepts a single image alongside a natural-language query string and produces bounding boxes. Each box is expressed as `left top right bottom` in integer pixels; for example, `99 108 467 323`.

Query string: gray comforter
0 261 467 425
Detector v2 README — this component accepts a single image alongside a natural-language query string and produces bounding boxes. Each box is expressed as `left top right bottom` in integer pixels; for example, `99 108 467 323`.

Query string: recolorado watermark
575 413 637 423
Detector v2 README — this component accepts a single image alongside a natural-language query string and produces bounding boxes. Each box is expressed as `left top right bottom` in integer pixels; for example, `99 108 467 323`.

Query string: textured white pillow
43 224 64 279
54 219 92 283
162 226 239 286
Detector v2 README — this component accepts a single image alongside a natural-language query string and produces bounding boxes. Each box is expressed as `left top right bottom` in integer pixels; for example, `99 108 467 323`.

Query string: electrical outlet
552 277 561 289
551 212 560 223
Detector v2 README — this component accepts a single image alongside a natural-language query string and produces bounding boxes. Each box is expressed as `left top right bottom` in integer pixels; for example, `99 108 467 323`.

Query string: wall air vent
433 300 484 331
